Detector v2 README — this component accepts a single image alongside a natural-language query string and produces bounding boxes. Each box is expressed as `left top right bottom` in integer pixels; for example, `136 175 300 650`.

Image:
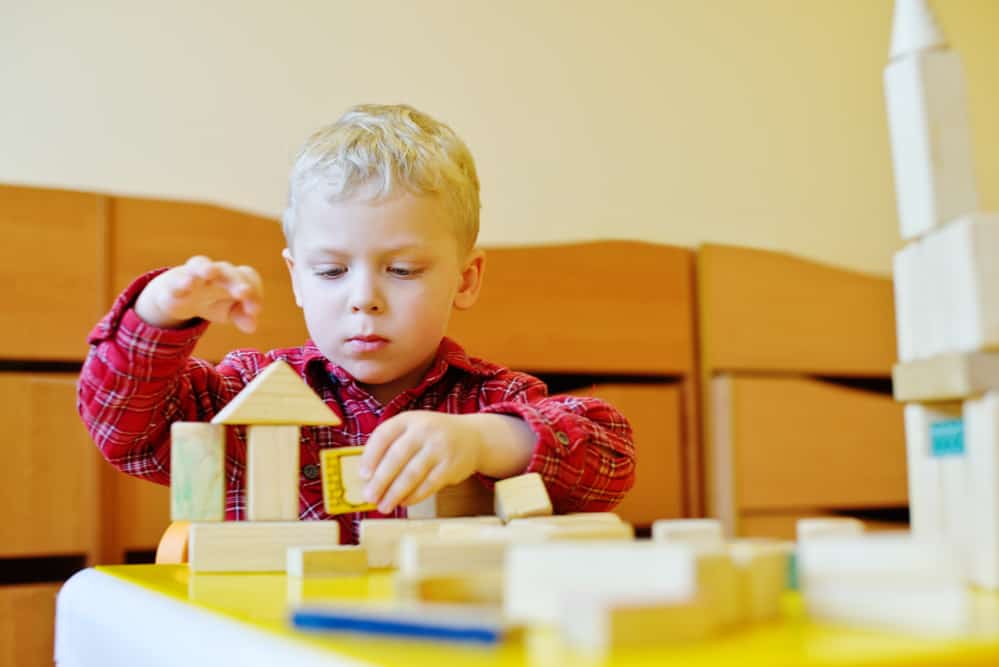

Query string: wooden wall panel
0 583 59 667
448 242 695 375
0 185 105 360
698 244 896 376
571 383 685 525
0 375 100 559
109 197 308 361
112 475 171 556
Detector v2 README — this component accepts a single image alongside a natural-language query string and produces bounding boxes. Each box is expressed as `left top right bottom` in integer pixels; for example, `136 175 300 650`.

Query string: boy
77 104 635 543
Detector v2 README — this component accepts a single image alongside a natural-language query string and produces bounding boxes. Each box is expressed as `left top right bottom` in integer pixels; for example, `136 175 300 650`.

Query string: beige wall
1 1 996 275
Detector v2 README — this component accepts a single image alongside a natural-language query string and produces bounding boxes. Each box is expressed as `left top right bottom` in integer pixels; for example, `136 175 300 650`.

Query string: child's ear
453 249 485 310
282 248 303 308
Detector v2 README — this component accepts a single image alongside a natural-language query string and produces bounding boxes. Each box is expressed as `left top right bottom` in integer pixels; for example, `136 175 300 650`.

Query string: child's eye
388 266 421 278
315 267 346 279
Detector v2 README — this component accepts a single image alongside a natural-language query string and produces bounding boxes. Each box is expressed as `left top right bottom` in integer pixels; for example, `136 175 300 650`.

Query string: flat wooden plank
246 425 300 521
894 351 999 402
710 375 907 522
213 360 340 425
0 185 105 360
170 422 224 522
188 521 339 572
0 375 100 559
698 244 896 375
447 241 695 375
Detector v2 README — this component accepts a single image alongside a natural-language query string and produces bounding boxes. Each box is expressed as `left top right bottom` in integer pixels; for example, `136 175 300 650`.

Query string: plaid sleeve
479 374 636 513
76 269 251 485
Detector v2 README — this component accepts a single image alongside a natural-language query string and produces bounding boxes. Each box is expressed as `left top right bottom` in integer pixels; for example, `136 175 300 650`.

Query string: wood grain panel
710 375 907 526
0 583 59 667
0 375 100 559
109 197 308 361
698 244 896 376
448 242 695 375
0 185 105 360
113 474 171 554
570 383 684 525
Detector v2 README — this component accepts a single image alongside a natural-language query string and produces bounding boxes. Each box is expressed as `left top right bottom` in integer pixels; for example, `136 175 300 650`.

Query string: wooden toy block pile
795 0 999 636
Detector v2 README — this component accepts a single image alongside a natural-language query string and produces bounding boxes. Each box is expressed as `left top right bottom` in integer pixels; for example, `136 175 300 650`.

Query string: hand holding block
321 446 376 516
494 472 552 522
170 422 224 522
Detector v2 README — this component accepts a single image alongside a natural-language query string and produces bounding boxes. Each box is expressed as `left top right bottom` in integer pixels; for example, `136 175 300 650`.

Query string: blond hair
282 104 480 251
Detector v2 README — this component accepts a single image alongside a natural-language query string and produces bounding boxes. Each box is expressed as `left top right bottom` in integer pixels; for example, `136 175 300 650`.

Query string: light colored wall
1 1 996 275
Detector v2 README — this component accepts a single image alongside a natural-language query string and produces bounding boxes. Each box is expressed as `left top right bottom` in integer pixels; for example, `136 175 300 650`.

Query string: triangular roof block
212 359 342 426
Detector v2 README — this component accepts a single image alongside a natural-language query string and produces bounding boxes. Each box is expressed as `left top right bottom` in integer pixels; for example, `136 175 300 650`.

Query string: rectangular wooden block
559 592 716 655
728 540 790 622
884 49 978 240
963 392 999 590
505 542 699 624
798 533 961 589
894 352 999 402
359 517 501 568
652 519 724 547
804 585 971 636
406 477 494 519
188 521 339 572
287 545 367 578
171 422 225 522
321 446 376 515
796 518 864 542
904 404 947 541
494 472 553 522
395 570 504 605
246 425 300 521
477 521 634 543
398 535 508 577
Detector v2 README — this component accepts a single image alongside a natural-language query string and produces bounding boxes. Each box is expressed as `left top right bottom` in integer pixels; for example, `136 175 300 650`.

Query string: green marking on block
930 419 965 457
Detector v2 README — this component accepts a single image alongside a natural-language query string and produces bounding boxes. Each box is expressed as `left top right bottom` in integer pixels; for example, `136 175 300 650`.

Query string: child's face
283 189 482 403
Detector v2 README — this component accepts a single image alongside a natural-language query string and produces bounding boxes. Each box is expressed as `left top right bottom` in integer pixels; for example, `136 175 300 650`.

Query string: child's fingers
359 417 407 481
400 462 450 508
363 432 420 507
229 301 258 334
378 450 436 514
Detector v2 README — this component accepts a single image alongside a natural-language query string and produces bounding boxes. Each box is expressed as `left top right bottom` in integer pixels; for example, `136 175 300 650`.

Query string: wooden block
398 535 508 577
884 42 978 240
360 517 501 568
505 542 700 624
477 521 634 543
903 404 947 541
395 570 504 605
406 477 494 519
559 593 716 655
507 512 621 528
894 352 999 402
170 422 225 522
963 392 999 590
728 539 791 622
291 601 508 644
247 425 300 521
287 545 367 577
494 472 552 522
321 446 376 516
155 521 191 564
188 521 339 572
796 518 864 541
805 585 971 636
652 519 724 547
798 533 961 589
212 360 342 425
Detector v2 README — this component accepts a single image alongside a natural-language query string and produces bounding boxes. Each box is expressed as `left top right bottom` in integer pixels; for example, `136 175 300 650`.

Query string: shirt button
303 464 320 481
556 431 570 446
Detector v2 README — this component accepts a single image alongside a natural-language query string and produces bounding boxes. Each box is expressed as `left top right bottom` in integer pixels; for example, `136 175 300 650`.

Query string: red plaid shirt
77 270 636 543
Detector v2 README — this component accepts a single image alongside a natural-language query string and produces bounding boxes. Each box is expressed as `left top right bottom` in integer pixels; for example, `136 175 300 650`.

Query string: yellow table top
96 564 999 667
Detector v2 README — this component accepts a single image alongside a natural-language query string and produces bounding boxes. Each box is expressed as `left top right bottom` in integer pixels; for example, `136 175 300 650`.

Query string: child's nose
349 277 385 314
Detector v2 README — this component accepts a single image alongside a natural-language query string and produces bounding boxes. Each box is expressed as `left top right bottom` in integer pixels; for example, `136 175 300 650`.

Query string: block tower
886 0 999 589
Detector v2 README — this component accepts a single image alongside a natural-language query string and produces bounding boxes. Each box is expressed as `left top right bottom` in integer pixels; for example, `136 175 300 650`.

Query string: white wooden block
170 422 225 522
798 533 961 589
558 593 716 655
892 241 920 364
246 425 300 521
884 46 978 240
795 518 864 541
728 540 791 622
494 472 553 522
397 535 508 577
189 521 339 572
505 542 700 624
359 517 501 568
804 585 970 636
287 545 367 578
963 392 999 590
903 404 946 540
651 519 724 548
